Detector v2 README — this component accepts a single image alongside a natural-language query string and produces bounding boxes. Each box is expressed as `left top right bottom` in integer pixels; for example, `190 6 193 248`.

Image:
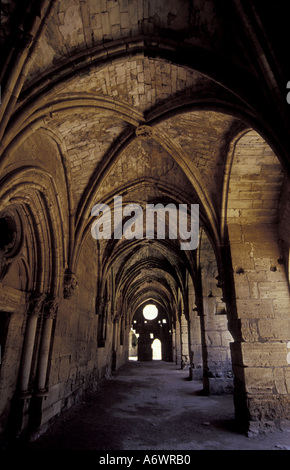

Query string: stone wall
1 0 290 442
226 131 290 432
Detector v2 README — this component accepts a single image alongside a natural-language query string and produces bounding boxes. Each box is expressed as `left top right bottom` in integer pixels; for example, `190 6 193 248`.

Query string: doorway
152 338 162 360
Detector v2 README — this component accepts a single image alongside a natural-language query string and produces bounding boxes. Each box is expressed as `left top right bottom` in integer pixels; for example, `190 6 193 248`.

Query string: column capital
26 292 46 317
44 296 59 319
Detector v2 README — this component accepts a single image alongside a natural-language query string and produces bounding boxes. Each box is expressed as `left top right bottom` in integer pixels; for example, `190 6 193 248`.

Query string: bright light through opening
143 304 158 320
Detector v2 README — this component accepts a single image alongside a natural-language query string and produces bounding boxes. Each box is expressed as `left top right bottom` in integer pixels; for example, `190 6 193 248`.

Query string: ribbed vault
1 0 290 441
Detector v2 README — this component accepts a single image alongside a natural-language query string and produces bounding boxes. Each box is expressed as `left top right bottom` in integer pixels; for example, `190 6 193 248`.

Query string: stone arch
1 0 290 443
131 300 172 362
225 129 290 433
0 147 66 435
0 166 66 297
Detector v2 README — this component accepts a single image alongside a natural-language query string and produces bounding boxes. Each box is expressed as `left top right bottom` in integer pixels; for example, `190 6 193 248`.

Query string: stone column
202 292 234 395
19 293 45 397
138 331 152 361
180 311 189 369
188 305 203 380
17 292 45 433
36 297 58 395
96 297 105 346
112 316 118 371
171 324 176 364
174 315 181 366
102 300 109 343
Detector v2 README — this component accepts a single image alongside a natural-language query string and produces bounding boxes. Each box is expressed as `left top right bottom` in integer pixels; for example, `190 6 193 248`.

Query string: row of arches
0 107 289 440
0 0 290 443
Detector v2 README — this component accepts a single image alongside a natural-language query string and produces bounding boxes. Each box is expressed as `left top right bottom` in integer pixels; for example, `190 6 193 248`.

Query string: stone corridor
1 1 290 447
18 361 290 451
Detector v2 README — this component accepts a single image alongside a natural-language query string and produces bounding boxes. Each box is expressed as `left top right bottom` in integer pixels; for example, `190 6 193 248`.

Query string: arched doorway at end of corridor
129 303 172 362
152 338 162 360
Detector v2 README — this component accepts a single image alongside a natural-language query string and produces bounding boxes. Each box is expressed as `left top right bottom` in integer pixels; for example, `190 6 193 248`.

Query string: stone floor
18 361 290 451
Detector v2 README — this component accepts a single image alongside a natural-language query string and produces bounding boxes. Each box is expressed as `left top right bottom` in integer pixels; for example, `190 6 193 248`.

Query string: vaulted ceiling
1 0 290 320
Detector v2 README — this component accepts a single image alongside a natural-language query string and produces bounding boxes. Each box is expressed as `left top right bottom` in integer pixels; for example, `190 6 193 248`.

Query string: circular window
143 304 158 320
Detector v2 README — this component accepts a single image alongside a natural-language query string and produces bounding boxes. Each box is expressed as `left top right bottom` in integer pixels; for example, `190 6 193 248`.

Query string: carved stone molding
135 125 154 138
26 292 46 317
44 296 59 319
63 270 78 299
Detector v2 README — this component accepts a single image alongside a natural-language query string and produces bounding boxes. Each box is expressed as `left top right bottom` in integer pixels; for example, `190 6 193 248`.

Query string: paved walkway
21 361 290 450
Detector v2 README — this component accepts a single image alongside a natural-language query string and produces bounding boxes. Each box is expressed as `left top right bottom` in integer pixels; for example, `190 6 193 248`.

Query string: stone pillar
171 324 176 364
19 293 45 397
36 297 58 395
17 292 45 432
174 316 181 366
27 297 58 431
96 297 105 347
187 280 203 380
112 317 118 371
138 331 152 361
228 223 290 433
180 312 189 369
202 293 234 395
188 306 203 380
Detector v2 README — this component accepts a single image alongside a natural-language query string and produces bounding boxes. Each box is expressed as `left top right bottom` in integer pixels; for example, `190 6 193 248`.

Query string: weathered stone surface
0 0 290 445
232 342 288 368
